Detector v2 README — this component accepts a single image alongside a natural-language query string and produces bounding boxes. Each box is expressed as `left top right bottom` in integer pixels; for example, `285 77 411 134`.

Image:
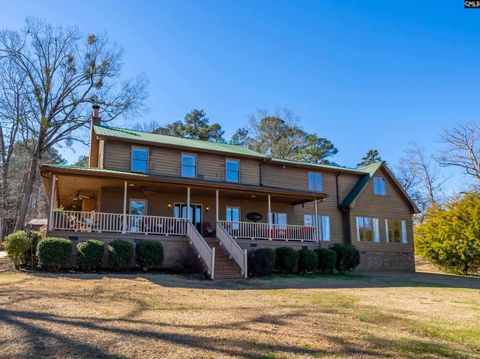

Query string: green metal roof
94 125 265 158
43 164 149 177
340 161 384 208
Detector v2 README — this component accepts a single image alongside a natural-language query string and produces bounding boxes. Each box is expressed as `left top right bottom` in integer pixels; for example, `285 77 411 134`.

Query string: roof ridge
95 124 254 151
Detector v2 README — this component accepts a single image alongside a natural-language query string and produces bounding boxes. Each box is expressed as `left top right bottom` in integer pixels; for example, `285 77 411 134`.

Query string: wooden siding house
40 106 419 279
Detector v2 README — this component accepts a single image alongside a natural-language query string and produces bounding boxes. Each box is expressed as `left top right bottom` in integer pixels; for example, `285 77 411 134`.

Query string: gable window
308 172 323 192
304 214 330 241
356 216 380 242
373 177 386 195
181 154 197 178
385 219 407 243
225 159 239 182
131 147 148 173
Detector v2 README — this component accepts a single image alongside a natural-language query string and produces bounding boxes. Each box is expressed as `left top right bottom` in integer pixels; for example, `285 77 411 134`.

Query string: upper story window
225 159 239 182
131 146 148 173
373 177 386 195
356 216 380 242
308 172 323 192
181 153 197 178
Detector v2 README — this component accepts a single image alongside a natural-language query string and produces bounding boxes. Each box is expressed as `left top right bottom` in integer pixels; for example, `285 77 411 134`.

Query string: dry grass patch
0 271 479 358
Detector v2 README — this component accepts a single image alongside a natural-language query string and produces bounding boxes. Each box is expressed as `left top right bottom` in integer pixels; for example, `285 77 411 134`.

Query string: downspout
259 158 271 186
336 172 352 244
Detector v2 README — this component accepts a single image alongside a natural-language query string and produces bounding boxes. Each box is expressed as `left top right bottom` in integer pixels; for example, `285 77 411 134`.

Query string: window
226 207 240 230
226 207 240 222
181 154 196 178
385 219 407 243
129 199 147 215
225 159 239 182
308 172 323 192
131 147 148 173
356 216 380 242
270 212 287 225
304 214 330 241
373 177 386 195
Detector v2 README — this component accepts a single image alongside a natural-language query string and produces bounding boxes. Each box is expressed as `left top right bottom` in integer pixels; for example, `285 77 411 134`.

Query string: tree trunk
14 154 40 230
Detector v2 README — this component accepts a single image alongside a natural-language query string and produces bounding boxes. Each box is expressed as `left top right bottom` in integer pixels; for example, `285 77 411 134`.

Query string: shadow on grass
26 270 480 290
0 305 473 358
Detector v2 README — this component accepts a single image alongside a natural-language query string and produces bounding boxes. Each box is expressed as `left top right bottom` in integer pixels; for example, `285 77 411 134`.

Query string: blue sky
1 0 479 193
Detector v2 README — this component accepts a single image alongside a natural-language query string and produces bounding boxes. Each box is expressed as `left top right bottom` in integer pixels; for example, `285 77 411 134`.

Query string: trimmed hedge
298 249 318 274
248 248 276 276
4 231 31 268
77 240 104 271
37 237 72 271
315 248 337 273
275 247 298 273
330 243 360 273
108 239 133 271
136 240 164 270
4 230 42 268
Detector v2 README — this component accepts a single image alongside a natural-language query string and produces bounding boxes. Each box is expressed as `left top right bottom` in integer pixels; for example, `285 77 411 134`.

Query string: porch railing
52 210 188 236
187 221 215 279
216 222 248 278
218 220 317 242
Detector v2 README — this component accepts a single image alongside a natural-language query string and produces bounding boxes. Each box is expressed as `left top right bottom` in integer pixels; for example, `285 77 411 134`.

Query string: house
40 106 419 279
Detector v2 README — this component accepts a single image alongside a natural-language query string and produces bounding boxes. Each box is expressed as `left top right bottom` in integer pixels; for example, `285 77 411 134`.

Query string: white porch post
187 186 191 222
48 175 57 231
122 181 127 234
215 189 219 223
314 199 319 242
268 194 272 241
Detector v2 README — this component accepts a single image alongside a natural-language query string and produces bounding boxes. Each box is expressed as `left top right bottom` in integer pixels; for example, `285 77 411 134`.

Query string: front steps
205 237 244 279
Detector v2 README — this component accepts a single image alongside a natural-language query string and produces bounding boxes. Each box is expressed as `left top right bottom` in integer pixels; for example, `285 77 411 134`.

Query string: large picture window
373 177 387 195
356 216 380 242
131 147 148 173
308 172 322 192
385 219 407 243
181 154 197 178
225 159 239 182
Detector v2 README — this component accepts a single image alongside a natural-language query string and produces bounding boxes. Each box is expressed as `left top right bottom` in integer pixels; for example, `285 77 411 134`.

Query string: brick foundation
357 249 415 272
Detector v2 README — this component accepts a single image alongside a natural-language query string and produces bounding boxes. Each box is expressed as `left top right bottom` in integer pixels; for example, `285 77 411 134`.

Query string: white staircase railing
216 222 248 278
186 221 215 280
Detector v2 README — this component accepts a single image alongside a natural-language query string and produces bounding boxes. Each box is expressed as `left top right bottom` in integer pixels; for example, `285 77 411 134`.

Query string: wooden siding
293 171 363 244
350 167 414 254
103 140 260 184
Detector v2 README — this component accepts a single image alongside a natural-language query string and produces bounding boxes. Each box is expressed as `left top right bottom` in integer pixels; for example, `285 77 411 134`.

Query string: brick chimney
89 105 101 167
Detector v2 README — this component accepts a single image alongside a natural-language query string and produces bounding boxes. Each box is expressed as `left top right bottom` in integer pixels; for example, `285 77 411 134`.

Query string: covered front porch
44 170 326 243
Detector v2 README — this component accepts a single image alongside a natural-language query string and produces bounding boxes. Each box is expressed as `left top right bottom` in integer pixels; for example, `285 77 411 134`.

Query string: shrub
315 248 337 273
37 237 72 271
416 196 480 275
108 239 133 271
77 240 104 271
298 249 318 274
248 248 276 276
275 247 298 273
4 230 41 268
330 243 360 273
136 240 164 270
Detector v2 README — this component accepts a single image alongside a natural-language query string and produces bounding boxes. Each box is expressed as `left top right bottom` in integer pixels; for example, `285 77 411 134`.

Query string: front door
129 199 147 232
174 203 202 232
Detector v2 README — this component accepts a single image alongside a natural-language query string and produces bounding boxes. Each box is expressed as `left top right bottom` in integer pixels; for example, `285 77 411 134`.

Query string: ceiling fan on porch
73 191 93 201
140 187 157 196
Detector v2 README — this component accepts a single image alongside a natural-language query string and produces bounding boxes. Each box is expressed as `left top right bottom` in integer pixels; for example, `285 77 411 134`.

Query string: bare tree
396 142 446 213
438 123 480 181
0 18 147 230
0 57 27 217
